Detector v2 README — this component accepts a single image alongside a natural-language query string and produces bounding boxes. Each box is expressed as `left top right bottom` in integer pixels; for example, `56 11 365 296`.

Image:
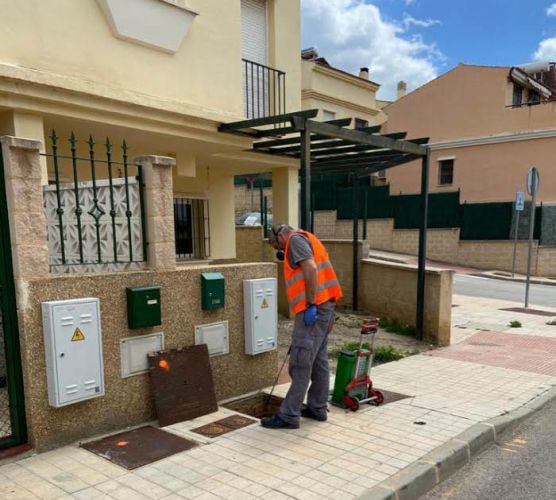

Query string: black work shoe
261 415 299 429
301 404 327 422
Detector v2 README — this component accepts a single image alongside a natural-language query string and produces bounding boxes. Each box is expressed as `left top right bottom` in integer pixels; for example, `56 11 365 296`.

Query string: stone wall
313 210 554 276
320 239 369 309
234 185 273 219
360 259 453 346
20 263 277 451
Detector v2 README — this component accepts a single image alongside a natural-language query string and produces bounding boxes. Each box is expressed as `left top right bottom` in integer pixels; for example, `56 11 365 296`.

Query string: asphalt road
454 274 556 308
422 398 556 500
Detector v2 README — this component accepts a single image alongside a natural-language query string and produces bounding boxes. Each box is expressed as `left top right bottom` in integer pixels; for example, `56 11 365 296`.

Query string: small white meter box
243 278 278 355
41 298 105 407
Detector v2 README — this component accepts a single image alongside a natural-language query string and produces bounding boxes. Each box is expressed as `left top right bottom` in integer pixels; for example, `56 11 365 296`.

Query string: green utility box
126 286 161 329
201 272 225 310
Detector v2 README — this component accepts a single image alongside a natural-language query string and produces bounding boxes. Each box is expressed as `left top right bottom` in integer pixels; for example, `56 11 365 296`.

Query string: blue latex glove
303 304 318 326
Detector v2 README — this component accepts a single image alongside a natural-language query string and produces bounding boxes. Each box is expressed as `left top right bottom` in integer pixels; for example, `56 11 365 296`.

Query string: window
512 85 523 107
174 197 210 260
354 118 369 130
322 110 336 121
528 90 541 105
438 159 454 185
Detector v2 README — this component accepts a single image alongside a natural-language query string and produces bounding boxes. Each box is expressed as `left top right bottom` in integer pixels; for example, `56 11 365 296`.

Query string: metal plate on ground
148 345 218 427
500 307 556 317
191 415 257 438
376 389 411 405
80 426 197 470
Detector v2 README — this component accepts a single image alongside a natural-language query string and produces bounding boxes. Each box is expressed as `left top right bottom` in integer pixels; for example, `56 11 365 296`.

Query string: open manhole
223 394 284 419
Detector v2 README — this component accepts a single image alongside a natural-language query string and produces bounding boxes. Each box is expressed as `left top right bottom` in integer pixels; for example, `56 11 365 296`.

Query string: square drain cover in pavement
376 389 411 405
81 426 197 470
191 415 257 438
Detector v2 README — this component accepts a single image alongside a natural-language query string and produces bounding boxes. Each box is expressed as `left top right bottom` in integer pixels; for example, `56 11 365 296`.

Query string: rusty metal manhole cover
81 426 197 469
148 345 218 427
191 415 257 438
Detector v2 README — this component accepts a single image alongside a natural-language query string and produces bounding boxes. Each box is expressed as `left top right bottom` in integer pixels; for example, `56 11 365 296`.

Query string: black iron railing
174 197 210 260
243 59 286 119
42 131 147 270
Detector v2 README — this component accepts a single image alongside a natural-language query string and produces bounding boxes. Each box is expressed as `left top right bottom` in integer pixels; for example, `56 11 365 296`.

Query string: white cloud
402 15 441 30
533 37 556 60
405 0 417 5
301 0 443 100
547 3 556 16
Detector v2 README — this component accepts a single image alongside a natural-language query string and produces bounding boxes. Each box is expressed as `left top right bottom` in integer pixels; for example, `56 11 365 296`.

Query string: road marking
513 438 527 444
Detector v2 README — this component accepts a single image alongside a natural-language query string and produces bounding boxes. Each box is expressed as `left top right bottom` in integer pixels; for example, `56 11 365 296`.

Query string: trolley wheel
368 389 384 406
343 396 360 412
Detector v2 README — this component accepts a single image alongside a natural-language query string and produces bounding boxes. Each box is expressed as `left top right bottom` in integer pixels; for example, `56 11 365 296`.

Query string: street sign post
525 168 539 308
511 191 525 277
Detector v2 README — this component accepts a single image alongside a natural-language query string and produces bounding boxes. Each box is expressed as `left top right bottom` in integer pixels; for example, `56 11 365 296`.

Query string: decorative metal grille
174 197 210 260
42 131 147 274
44 178 145 273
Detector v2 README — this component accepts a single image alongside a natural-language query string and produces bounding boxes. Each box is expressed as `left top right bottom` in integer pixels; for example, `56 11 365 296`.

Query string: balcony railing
243 59 286 119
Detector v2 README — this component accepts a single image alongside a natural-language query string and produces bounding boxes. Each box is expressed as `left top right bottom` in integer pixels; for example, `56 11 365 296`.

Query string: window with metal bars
438 159 454 186
174 198 210 260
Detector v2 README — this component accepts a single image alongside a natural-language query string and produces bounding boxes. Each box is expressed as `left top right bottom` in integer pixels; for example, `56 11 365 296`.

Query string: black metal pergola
220 110 431 338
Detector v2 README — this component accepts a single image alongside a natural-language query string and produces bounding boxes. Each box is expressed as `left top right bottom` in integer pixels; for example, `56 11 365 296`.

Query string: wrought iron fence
243 59 286 119
42 131 147 273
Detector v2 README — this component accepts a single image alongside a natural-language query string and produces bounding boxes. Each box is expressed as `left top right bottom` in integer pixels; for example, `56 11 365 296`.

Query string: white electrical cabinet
243 278 277 355
41 298 104 407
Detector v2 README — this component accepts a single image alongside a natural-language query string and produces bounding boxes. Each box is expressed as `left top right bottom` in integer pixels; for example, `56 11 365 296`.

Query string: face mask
276 250 285 261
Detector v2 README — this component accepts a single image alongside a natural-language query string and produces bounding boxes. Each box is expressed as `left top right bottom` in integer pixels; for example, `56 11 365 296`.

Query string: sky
301 0 556 100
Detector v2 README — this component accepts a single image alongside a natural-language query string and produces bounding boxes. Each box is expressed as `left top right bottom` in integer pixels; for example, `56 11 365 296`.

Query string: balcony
243 59 286 119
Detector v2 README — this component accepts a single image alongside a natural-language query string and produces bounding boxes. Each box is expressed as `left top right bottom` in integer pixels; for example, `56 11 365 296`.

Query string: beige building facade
0 0 303 451
383 64 556 203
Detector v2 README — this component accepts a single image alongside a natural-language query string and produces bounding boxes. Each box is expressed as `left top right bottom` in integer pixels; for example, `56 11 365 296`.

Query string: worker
262 224 342 429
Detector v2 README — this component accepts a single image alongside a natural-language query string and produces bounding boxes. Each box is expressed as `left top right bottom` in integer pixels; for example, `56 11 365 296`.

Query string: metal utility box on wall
243 278 277 355
201 273 225 310
126 286 161 329
41 298 104 407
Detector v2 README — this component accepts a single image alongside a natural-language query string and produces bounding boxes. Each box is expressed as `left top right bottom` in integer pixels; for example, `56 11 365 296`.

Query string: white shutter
241 0 268 118
241 0 267 65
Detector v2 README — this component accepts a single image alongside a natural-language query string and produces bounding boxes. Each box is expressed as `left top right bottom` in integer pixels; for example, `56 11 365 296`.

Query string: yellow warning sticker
261 299 269 309
71 327 85 342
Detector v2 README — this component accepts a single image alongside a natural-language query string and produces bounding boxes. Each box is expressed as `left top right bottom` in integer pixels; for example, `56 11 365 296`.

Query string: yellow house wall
301 60 380 125
0 0 301 121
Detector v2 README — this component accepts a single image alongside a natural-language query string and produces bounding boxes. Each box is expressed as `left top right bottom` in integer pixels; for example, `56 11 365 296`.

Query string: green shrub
508 320 522 328
330 343 414 364
379 317 416 336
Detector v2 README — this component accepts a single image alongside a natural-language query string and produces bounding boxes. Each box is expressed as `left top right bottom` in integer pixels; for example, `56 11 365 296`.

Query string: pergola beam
304 120 428 156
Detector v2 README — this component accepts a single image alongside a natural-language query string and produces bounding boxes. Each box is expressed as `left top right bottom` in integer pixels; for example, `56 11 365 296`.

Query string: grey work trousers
279 300 336 424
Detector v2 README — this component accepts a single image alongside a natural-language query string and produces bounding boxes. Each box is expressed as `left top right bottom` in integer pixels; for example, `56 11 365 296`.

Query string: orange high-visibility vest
284 230 343 314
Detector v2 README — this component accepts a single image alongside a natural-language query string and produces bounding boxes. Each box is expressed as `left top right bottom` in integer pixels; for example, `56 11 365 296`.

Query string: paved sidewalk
1 297 556 499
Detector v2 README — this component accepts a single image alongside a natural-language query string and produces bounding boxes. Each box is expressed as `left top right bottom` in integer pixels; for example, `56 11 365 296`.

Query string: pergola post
299 125 311 230
352 174 359 310
416 148 431 339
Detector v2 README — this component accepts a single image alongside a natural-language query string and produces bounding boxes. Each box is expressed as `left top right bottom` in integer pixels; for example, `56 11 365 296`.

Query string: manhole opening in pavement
191 415 257 438
374 389 411 405
80 426 198 470
500 307 556 317
223 394 284 419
